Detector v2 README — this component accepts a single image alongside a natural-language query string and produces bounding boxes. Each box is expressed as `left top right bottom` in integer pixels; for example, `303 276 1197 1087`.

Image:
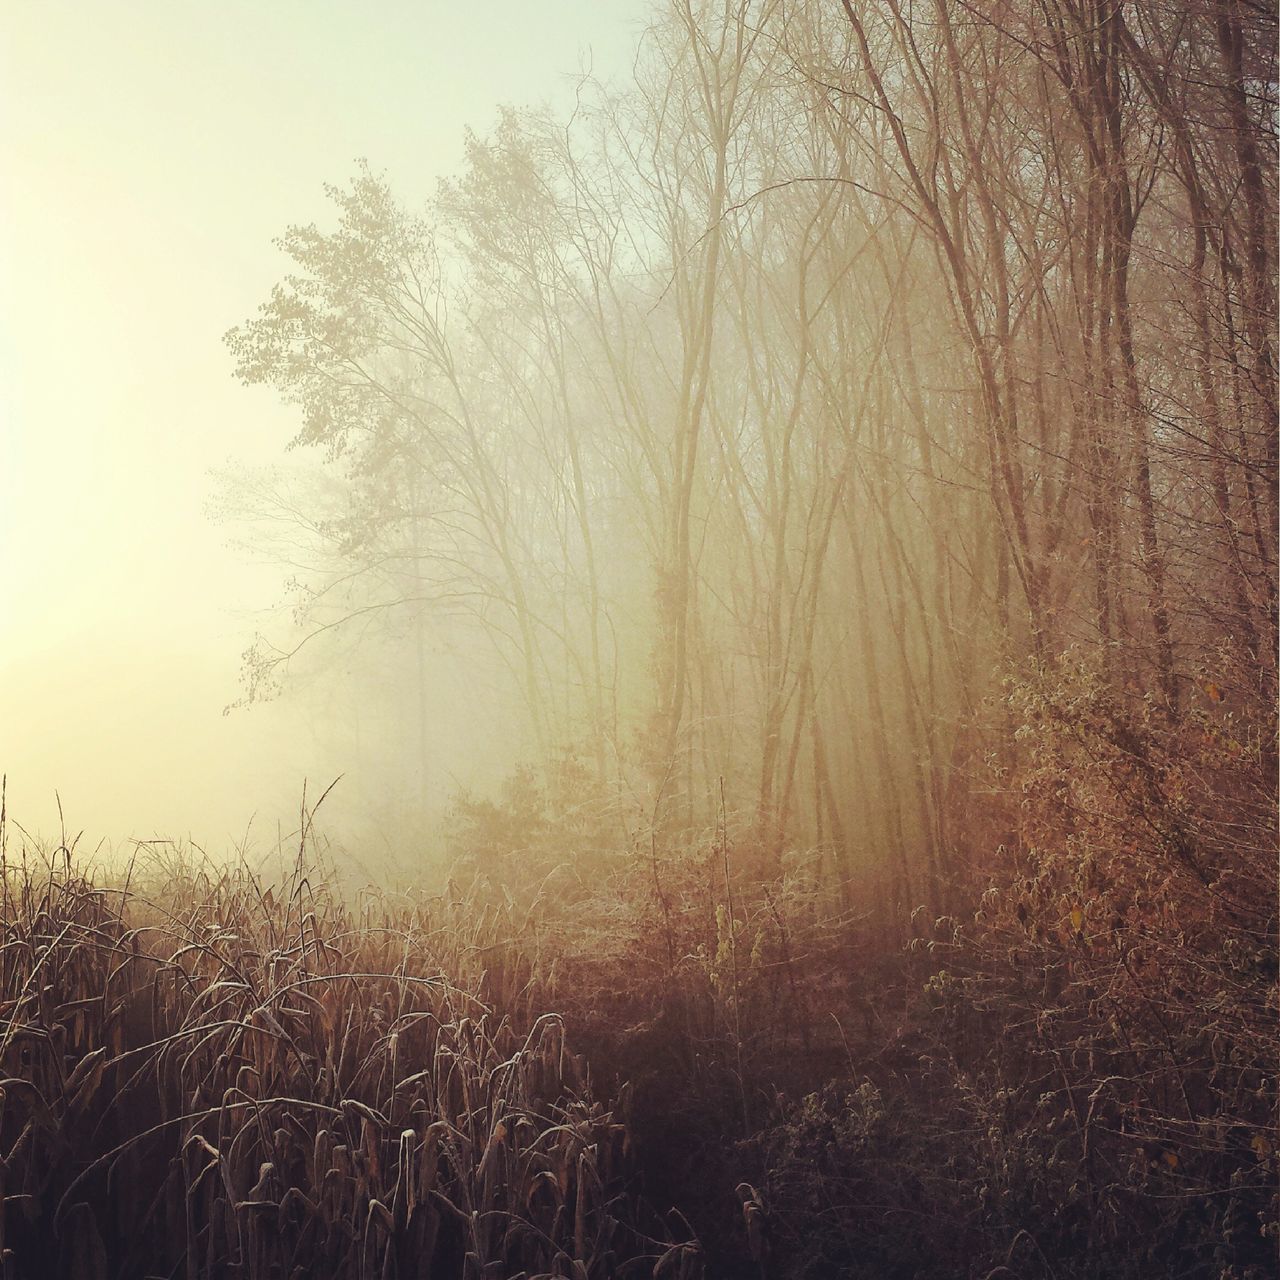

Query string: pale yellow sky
0 1 645 849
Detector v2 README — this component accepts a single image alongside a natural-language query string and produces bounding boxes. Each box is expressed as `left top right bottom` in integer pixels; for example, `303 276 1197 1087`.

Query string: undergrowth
3 663 1275 1279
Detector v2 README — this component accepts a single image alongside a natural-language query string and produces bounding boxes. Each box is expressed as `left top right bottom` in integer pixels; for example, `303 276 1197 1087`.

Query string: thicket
410 654 1278 1278
1 651 1275 1276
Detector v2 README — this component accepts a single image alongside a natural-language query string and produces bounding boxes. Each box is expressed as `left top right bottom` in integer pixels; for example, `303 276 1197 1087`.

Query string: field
2 720 1274 1279
0 833 697 1279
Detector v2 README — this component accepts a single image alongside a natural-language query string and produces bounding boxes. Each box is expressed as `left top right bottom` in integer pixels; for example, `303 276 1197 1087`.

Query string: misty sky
1 1 645 849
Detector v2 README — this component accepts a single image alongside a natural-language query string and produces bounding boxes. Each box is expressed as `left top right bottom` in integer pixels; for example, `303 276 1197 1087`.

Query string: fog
1 4 1273 1275
4 0 1273 888
1 1 643 851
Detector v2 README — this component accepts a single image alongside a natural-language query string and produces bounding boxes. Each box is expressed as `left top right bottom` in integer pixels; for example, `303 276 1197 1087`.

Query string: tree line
225 0 1277 917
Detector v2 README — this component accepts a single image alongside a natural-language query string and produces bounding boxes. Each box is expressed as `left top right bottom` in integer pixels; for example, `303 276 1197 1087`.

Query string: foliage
418 654 1278 1278
746 654 1277 1278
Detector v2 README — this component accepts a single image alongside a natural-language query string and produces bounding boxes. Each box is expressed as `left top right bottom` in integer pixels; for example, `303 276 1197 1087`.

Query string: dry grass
0 830 701 1279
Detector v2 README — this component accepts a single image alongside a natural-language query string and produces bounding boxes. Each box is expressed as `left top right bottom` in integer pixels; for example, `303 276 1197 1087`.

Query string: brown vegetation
7 639 1273 1277
441 655 1277 1276
7 0 1276 1276
0 828 700 1279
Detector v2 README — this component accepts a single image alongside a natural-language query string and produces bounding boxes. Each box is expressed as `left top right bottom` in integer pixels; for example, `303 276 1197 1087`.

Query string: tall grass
0 823 701 1279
